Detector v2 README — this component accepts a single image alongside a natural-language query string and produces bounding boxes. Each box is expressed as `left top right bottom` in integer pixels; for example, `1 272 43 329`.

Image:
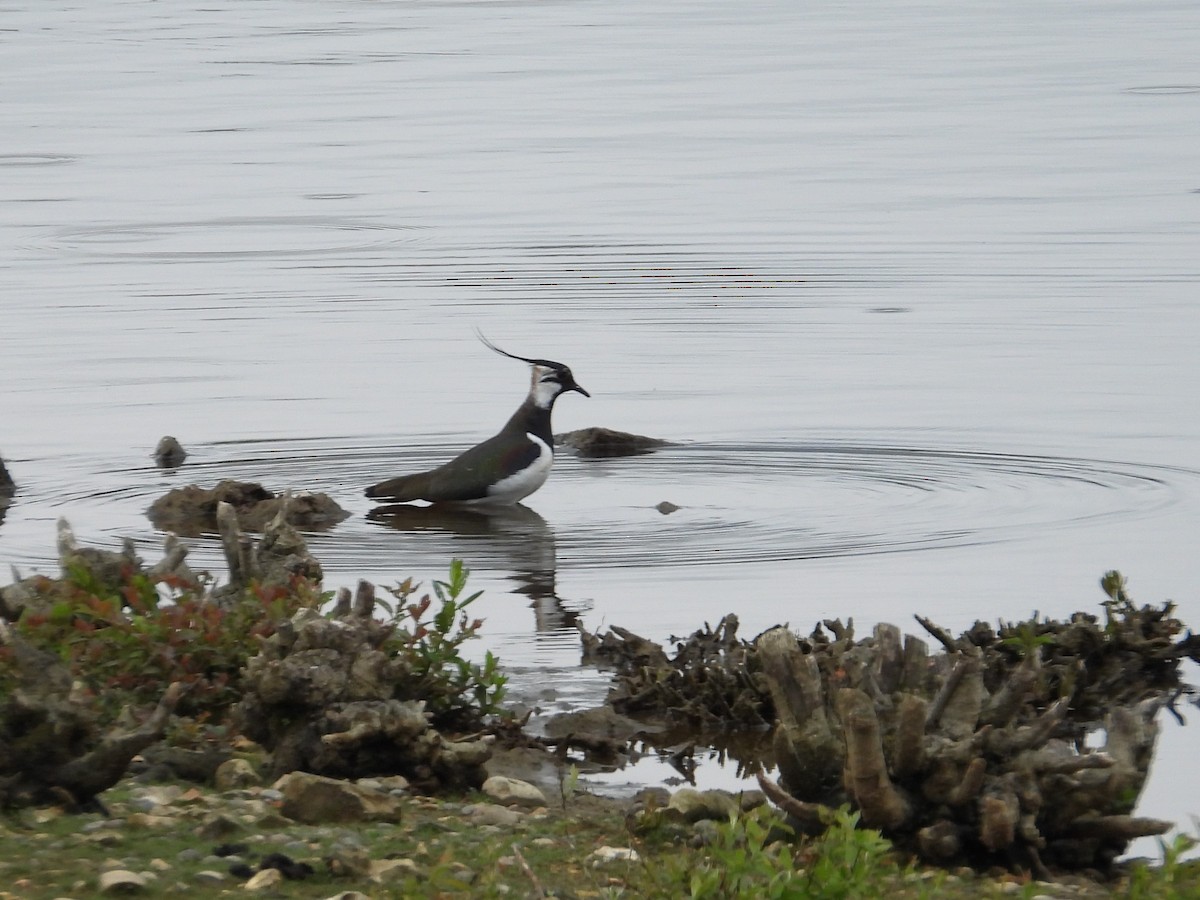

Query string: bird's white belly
481 433 553 504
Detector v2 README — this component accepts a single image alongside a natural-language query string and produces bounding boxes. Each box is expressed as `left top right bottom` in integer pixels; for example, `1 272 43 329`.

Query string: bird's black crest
476 331 570 371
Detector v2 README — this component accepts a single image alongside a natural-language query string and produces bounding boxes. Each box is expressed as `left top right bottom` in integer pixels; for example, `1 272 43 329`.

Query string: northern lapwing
365 336 589 505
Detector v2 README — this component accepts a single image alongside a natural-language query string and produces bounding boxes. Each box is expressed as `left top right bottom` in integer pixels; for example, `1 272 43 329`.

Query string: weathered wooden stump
756 606 1177 873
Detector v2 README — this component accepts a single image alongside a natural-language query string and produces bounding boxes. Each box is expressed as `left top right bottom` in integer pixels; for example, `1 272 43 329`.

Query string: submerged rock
148 479 349 536
556 427 670 458
153 435 187 468
0 453 15 497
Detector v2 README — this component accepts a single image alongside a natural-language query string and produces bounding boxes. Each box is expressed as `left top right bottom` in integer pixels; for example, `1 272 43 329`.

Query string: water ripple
3 438 1189 579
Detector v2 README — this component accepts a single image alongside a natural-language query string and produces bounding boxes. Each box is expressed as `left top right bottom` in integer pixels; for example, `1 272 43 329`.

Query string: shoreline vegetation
1 498 1198 897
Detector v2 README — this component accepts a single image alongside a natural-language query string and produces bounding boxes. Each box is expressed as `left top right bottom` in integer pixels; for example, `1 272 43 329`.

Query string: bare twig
510 843 547 899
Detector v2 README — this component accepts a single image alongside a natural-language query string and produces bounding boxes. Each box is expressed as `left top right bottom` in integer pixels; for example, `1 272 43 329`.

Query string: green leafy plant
797 806 899 900
998 619 1055 658
381 558 507 729
663 804 903 900
1124 828 1200 899
559 762 581 811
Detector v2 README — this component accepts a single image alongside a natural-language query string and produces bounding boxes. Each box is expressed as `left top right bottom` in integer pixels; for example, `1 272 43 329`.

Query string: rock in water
153 435 187 468
556 427 670 457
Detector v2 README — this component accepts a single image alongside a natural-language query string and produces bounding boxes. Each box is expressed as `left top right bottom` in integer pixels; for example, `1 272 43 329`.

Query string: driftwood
580 614 770 729
0 619 184 809
581 583 1197 873
758 604 1181 872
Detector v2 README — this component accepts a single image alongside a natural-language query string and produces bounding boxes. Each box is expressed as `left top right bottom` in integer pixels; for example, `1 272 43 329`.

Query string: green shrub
662 804 905 900
1 568 323 721
379 558 507 729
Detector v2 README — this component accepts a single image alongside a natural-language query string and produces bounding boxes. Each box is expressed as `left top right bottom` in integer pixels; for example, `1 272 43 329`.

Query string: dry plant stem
510 843 547 899
925 654 972 729
914 614 959 653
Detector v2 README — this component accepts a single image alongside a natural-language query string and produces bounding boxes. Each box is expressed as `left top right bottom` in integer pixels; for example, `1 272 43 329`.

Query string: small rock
737 790 767 812
0 453 16 495
215 758 262 791
667 788 739 822
278 772 403 825
153 436 187 468
589 846 640 865
556 427 670 458
655 500 681 514
98 870 146 893
482 775 547 809
465 803 524 827
368 775 410 794
244 868 283 891
369 858 422 884
325 846 372 879
195 813 243 839
125 813 177 830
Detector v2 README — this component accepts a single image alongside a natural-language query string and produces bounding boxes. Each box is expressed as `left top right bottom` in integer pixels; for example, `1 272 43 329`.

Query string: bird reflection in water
365 503 588 634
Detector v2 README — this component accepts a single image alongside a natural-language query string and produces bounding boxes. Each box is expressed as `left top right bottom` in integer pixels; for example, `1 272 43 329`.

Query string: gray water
3 0 1198 840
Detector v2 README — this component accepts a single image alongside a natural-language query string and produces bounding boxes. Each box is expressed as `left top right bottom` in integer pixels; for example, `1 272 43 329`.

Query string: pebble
482 775 548 809
465 804 524 828
589 846 640 865
97 869 146 893
244 868 283 891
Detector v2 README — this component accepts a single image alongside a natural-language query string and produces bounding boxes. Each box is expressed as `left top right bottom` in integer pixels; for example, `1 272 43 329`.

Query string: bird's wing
366 432 544 503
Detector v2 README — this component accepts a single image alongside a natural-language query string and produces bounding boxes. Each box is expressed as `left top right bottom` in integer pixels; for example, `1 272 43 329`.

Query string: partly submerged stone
153 435 187 468
555 427 670 457
0 452 15 497
147 479 349 536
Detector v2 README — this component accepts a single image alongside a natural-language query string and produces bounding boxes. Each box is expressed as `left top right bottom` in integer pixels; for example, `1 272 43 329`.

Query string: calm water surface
3 0 1199 838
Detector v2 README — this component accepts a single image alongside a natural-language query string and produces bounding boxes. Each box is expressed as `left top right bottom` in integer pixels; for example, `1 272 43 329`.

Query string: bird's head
478 332 590 408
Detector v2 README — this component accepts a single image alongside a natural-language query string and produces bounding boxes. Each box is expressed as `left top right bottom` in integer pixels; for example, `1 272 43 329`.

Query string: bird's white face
530 365 567 408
